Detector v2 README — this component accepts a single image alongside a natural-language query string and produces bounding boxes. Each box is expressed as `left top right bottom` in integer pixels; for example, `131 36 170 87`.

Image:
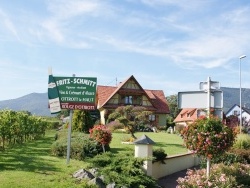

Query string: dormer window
125 96 133 104
120 95 142 105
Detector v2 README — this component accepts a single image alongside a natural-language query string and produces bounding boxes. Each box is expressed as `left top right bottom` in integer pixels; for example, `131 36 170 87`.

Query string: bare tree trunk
102 143 105 153
207 157 211 179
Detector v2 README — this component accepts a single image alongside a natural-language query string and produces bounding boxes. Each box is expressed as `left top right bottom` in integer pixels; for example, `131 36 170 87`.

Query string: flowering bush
177 163 250 187
89 125 112 146
181 116 236 159
106 120 125 132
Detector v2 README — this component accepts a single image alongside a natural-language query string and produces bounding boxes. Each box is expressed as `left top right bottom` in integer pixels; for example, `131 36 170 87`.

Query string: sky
0 0 250 101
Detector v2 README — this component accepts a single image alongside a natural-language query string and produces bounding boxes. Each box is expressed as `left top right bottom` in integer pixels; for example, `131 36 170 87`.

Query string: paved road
157 166 199 188
157 169 187 188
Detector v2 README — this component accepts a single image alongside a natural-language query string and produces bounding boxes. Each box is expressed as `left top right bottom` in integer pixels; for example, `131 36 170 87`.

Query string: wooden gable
101 75 155 108
97 75 169 114
121 79 140 89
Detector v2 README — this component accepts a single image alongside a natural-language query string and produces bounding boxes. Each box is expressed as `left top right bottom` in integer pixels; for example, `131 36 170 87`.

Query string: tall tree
72 110 94 133
108 105 152 139
166 94 179 118
181 116 236 178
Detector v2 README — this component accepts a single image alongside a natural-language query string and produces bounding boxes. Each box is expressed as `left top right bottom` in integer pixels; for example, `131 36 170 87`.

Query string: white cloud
47 0 102 20
41 20 64 43
38 0 109 46
222 6 250 25
0 9 20 41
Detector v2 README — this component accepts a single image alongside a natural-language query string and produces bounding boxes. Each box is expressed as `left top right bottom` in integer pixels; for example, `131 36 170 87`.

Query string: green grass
0 130 187 187
0 131 91 188
110 132 188 156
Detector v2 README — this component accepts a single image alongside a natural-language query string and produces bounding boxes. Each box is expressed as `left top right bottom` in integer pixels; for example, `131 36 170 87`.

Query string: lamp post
239 55 246 134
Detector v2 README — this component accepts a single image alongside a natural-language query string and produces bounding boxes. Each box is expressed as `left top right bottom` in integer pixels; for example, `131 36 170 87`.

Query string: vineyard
0 110 50 150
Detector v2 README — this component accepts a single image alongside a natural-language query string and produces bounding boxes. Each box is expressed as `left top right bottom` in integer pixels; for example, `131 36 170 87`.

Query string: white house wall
100 109 106 125
226 106 241 117
242 111 250 122
226 105 250 122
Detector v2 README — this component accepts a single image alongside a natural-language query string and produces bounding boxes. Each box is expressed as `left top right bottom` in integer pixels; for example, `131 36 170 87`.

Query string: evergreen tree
72 110 94 133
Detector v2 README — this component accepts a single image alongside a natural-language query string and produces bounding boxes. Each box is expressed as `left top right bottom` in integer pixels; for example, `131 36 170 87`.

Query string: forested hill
0 87 249 116
0 93 50 116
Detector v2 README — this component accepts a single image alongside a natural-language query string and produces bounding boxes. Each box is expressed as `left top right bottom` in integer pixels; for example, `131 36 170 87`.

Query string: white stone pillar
134 135 155 176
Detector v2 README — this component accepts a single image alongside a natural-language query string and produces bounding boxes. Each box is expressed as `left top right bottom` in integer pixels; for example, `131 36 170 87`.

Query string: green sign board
53 77 97 110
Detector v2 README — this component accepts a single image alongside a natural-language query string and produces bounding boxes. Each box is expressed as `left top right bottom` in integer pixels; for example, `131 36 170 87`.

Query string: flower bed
177 163 250 187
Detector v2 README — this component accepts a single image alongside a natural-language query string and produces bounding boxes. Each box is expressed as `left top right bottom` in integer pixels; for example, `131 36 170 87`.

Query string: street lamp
239 55 246 134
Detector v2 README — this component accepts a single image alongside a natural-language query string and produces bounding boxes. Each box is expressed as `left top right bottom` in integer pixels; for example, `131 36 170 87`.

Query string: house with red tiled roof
97 75 170 126
174 108 207 126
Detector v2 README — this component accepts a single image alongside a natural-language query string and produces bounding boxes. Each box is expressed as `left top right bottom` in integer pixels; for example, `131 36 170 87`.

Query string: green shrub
88 150 158 187
229 149 250 164
46 121 61 129
233 134 250 149
200 152 246 168
153 148 167 163
51 131 107 160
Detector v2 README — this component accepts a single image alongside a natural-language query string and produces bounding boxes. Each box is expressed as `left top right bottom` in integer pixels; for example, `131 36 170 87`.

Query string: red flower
89 125 112 145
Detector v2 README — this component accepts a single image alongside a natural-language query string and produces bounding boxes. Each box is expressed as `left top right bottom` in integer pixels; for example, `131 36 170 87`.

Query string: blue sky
0 0 250 100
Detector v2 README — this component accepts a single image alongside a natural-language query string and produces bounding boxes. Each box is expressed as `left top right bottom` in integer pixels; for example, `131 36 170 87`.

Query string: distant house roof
243 107 250 114
97 75 169 114
225 104 239 115
174 108 199 123
226 104 250 116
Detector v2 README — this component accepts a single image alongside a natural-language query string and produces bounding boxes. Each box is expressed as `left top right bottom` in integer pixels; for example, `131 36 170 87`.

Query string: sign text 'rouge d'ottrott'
53 77 97 111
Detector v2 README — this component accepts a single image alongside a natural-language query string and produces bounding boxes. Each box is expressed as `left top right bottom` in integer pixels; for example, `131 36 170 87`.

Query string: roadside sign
48 73 61 114
53 77 97 110
47 69 97 165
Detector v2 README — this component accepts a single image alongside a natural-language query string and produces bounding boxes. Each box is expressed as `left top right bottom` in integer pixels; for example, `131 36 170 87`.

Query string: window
149 114 155 121
233 110 238 116
125 96 133 104
120 95 142 105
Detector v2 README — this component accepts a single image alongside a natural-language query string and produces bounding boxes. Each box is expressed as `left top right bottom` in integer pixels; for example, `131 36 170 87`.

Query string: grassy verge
0 131 90 188
110 132 188 156
0 130 187 187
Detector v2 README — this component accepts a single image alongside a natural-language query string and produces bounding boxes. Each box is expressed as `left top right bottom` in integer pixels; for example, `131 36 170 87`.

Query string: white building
226 104 250 133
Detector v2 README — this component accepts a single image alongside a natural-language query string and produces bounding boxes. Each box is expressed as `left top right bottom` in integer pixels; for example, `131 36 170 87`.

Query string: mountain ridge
0 87 249 116
0 92 51 116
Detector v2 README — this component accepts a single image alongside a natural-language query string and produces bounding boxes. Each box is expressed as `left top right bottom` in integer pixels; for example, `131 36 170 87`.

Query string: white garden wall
151 152 200 179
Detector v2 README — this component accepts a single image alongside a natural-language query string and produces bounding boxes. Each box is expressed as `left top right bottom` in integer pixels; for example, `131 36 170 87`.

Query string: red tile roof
97 75 169 114
174 108 198 123
145 89 169 114
97 85 116 108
